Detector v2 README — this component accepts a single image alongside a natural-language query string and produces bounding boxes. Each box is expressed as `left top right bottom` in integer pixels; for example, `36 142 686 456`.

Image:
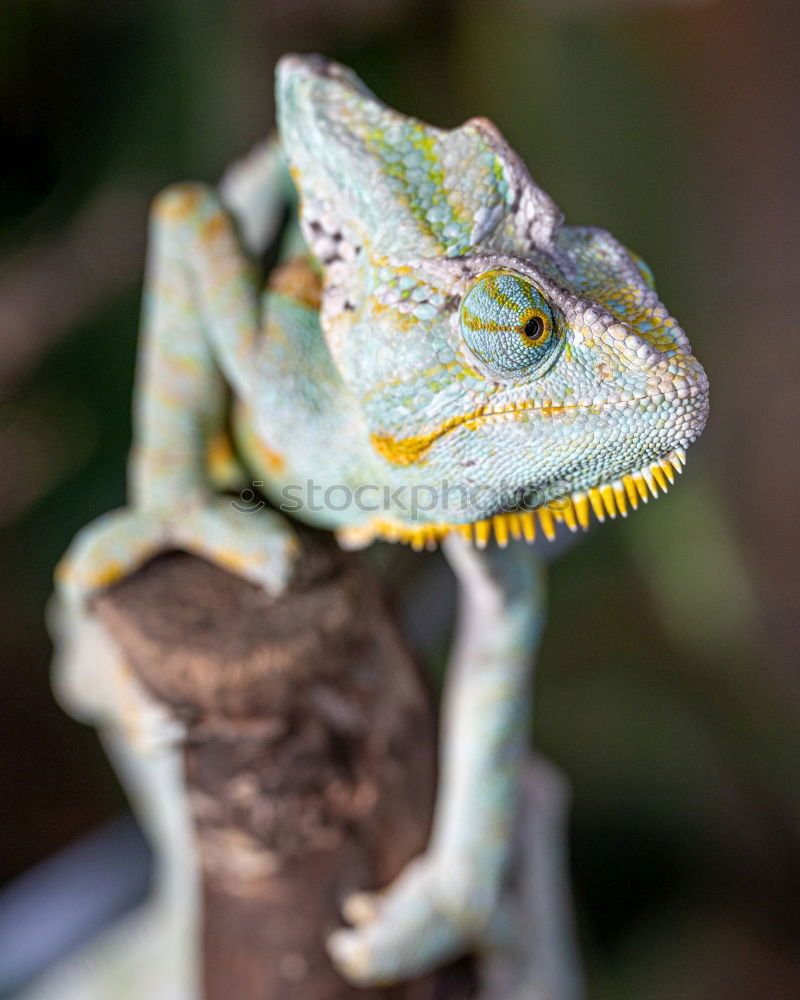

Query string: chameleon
54 54 708 991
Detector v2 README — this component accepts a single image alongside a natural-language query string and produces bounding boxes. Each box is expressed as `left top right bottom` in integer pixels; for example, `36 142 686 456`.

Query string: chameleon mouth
337 448 686 551
370 383 707 468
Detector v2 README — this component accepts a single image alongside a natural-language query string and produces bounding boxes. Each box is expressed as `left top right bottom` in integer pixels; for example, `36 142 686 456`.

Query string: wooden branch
93 540 474 1000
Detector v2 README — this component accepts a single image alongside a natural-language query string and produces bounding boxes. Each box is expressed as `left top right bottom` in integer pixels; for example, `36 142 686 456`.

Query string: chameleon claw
342 891 379 926
326 929 374 982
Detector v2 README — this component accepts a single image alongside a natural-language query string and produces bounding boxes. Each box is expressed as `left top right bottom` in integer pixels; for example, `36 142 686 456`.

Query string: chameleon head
276 55 709 548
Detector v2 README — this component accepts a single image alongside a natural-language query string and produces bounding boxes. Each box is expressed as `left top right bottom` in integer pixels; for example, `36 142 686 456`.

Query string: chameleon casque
55 54 708 992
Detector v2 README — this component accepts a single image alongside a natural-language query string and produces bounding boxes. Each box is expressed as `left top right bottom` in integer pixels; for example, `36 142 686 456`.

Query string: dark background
1 0 799 996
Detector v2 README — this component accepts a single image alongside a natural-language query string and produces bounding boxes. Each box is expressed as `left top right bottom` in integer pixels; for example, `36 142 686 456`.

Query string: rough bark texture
94 537 474 1000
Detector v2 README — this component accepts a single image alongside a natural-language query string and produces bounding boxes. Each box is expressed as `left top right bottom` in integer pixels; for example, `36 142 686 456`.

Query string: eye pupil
524 316 543 340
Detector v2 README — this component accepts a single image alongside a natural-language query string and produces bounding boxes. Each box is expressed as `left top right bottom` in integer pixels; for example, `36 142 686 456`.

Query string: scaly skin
53 54 708 993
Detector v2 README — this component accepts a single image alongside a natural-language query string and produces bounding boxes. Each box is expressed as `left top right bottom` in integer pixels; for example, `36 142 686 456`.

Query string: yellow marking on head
371 375 680 467
370 394 573 466
370 408 488 465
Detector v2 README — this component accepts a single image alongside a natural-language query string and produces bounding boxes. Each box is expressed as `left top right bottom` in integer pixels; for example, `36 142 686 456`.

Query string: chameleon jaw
336 449 686 552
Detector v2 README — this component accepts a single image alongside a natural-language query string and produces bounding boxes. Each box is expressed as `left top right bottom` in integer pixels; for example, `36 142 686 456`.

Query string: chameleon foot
328 853 493 985
56 506 171 606
169 497 299 594
56 498 299 608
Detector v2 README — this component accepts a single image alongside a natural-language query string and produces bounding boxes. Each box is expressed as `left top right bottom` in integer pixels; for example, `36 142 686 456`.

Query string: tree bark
93 537 474 1000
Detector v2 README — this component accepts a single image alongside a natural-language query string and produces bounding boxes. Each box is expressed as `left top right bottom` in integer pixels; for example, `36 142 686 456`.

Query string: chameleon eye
459 269 559 380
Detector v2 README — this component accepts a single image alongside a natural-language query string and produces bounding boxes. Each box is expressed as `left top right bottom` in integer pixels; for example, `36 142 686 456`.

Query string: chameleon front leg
57 180 298 609
328 537 545 984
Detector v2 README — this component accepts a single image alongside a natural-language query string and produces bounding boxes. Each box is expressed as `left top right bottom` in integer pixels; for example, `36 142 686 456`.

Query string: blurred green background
1 0 799 996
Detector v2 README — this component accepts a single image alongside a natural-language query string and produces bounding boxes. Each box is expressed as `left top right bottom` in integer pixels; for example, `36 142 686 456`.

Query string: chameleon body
55 54 708 991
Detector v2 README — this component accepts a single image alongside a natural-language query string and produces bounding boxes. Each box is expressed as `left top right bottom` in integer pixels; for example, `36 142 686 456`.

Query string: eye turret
459 269 560 380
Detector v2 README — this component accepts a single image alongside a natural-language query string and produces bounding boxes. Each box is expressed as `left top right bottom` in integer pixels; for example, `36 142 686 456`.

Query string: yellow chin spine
336 451 685 551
